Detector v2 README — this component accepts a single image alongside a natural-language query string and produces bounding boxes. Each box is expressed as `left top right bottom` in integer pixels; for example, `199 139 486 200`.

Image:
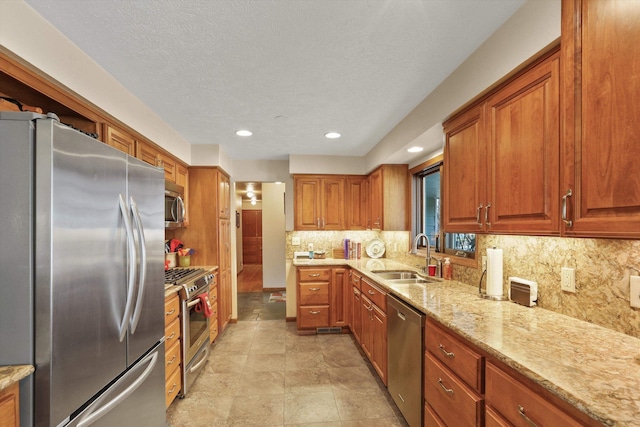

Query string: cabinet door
346 176 370 230
360 295 373 359
487 51 560 234
443 104 487 232
371 304 387 386
321 177 345 230
0 382 19 427
219 218 232 329
294 177 321 230
104 124 136 156
369 169 383 229
561 0 640 238
330 268 348 327
351 286 362 344
218 172 230 219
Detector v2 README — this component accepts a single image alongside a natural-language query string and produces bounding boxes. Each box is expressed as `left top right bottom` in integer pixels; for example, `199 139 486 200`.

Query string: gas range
164 267 215 299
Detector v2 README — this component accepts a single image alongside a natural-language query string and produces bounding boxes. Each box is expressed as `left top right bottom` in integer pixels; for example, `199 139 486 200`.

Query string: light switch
630 275 640 308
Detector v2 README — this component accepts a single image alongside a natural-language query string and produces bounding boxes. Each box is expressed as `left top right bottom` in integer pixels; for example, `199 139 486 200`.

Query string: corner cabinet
561 0 640 238
346 176 370 230
444 47 560 235
369 164 409 231
294 176 345 230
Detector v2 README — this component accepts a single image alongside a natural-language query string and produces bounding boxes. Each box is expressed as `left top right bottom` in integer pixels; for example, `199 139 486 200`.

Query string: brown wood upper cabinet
346 176 370 230
369 164 409 231
294 175 346 230
104 124 136 157
444 48 560 235
561 0 640 238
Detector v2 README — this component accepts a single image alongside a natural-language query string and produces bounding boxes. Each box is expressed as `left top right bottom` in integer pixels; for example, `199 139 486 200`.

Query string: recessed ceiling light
325 132 341 139
236 130 253 136
407 146 424 153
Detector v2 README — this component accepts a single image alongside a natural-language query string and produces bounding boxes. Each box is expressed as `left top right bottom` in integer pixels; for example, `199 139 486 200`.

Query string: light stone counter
0 365 34 391
294 257 640 426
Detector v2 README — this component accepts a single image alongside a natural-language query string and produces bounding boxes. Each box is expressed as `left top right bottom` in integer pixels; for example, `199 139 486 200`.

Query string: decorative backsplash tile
286 230 640 338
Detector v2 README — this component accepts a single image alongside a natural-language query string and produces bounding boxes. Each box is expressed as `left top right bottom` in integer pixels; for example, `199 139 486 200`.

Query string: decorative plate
365 238 386 259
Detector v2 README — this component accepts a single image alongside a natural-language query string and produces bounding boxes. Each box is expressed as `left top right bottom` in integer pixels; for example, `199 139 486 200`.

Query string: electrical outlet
291 236 300 246
561 267 576 293
630 275 640 308
482 256 487 272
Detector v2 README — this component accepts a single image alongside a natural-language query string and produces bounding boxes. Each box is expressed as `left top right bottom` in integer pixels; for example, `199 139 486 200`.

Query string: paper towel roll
486 248 503 297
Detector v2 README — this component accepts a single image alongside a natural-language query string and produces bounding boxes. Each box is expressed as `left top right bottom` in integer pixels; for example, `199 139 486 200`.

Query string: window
411 156 476 261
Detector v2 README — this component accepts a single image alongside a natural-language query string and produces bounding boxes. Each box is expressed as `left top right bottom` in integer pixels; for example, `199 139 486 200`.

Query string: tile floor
166 296 408 426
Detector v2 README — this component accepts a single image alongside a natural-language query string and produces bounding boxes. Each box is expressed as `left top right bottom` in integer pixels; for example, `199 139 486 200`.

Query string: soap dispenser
443 257 452 280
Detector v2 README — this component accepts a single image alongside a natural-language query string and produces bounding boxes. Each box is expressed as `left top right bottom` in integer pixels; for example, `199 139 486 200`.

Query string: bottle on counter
443 257 452 280
308 243 314 259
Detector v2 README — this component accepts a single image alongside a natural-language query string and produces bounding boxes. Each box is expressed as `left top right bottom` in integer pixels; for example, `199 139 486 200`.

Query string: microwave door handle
129 197 146 334
76 351 158 427
177 195 185 222
118 195 136 342
170 197 179 222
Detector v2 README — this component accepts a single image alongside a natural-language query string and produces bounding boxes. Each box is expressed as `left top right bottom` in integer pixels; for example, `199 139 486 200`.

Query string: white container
165 252 177 268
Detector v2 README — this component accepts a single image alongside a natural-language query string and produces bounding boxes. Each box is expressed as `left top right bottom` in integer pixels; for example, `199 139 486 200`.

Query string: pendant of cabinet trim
443 48 560 235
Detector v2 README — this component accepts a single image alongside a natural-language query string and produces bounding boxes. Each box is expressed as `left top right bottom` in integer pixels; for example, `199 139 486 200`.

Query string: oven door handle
118 194 136 342
187 297 204 309
129 197 146 334
189 345 209 373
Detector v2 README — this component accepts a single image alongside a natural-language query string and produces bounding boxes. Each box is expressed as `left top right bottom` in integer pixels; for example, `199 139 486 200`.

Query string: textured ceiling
25 0 525 161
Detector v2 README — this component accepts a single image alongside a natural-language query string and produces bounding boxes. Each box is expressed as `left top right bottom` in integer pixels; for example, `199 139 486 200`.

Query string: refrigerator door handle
118 194 136 342
75 351 159 427
129 197 147 334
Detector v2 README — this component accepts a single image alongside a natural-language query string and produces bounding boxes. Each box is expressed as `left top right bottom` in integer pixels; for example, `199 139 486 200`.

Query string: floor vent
317 327 342 334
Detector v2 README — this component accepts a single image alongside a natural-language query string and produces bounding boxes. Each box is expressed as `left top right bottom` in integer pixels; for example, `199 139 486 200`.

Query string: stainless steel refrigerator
0 112 166 427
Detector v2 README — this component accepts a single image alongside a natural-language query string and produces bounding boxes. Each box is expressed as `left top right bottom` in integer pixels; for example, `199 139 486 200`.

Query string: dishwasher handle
397 311 406 321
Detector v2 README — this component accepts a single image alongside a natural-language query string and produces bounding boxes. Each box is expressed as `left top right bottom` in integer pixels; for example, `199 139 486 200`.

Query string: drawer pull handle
167 383 177 395
437 378 454 395
308 273 321 277
167 332 176 340
439 344 455 359
165 309 176 316
167 355 177 365
309 287 321 291
309 310 321 314
518 405 539 427
368 290 375 295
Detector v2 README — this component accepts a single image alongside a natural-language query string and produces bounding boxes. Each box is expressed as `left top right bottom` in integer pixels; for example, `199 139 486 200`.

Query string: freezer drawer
66 343 166 427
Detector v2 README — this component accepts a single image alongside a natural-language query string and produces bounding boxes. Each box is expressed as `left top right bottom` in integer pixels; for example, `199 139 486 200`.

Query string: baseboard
265 287 286 292
286 316 296 322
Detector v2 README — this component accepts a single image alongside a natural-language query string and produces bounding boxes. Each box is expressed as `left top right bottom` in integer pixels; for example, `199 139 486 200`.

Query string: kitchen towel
486 247 504 297
195 294 213 318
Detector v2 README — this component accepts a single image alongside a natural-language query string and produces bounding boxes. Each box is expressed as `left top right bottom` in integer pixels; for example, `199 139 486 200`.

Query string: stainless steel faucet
410 233 430 273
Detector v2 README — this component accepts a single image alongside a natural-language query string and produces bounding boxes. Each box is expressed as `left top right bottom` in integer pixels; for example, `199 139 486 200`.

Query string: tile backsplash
287 230 640 338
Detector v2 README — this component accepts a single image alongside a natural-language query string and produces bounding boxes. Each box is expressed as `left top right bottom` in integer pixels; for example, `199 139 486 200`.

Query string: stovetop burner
164 268 206 286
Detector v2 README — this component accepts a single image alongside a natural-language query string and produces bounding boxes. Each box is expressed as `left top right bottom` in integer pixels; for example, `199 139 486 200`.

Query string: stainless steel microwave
165 180 186 228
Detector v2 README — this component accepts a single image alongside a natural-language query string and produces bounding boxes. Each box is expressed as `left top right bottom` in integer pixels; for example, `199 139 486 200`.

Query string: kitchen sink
387 278 434 284
371 270 422 280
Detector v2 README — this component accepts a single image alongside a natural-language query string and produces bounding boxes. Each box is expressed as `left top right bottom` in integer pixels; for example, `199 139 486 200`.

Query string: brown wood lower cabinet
349 271 362 344
360 277 387 385
485 361 585 427
164 292 182 408
209 278 219 344
0 382 19 427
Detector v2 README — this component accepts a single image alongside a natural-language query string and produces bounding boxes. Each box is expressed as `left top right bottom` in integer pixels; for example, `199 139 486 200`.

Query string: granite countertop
0 365 34 391
294 257 640 426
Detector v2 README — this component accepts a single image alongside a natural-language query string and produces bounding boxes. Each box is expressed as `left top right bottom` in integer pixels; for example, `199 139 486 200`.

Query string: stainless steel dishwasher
387 294 425 427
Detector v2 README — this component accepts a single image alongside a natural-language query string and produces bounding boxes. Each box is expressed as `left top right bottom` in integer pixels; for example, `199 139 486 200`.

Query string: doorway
239 210 263 293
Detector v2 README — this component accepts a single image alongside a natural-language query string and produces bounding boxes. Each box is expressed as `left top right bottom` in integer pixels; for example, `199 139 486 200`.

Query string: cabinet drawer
165 340 181 381
165 366 181 408
485 362 582 427
165 317 180 348
209 318 219 343
424 403 446 427
485 405 510 427
426 318 483 392
351 271 362 290
209 285 218 304
299 282 329 305
164 294 179 324
298 305 330 329
361 278 386 311
425 353 483 427
298 268 331 282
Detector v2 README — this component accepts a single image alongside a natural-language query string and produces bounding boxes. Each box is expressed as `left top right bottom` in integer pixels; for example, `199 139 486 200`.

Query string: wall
0 0 192 163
